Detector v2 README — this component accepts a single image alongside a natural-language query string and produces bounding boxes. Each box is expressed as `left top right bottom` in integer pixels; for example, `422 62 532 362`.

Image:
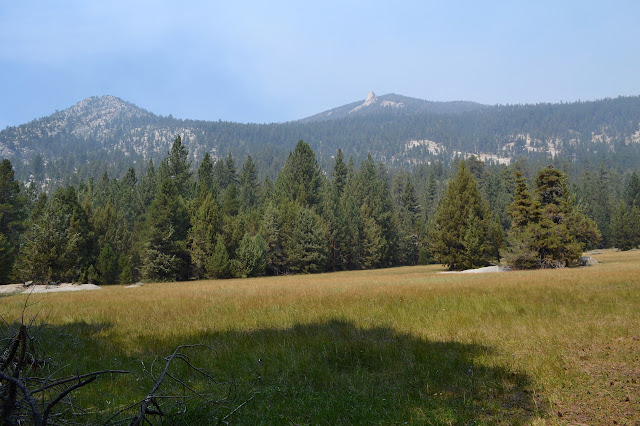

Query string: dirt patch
439 265 509 274
0 283 101 294
554 336 640 424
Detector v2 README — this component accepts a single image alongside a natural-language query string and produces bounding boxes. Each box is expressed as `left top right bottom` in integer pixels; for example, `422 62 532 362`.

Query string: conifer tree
507 172 541 229
0 159 25 282
221 183 240 217
393 175 420 265
612 202 640 250
534 166 599 263
166 135 193 197
624 171 640 208
261 201 286 275
361 217 384 269
321 183 341 271
0 234 13 284
16 195 81 283
339 193 364 269
274 140 323 208
504 167 600 269
430 160 493 270
424 168 438 221
239 155 259 211
484 169 512 230
333 149 348 195
286 207 327 273
213 154 238 191
261 176 274 205
92 200 129 254
196 152 216 199
231 233 267 278
118 254 133 284
578 167 614 247
138 159 157 209
93 171 113 209
187 193 219 278
117 167 141 230
462 213 487 269
141 178 190 282
352 154 396 267
207 234 231 278
96 243 119 284
321 150 355 271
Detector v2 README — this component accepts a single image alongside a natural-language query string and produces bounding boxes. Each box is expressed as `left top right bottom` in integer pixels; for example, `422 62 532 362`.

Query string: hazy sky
1 1 639 128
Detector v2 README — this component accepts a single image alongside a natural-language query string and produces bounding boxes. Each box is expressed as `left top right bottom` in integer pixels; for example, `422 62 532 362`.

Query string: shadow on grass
129 320 544 424
3 319 544 424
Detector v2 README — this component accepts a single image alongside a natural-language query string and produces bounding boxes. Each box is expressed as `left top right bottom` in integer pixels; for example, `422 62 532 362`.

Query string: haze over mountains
2 92 640 185
300 91 488 122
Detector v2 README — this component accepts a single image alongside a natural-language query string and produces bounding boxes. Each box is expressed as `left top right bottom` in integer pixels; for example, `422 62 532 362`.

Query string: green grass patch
2 249 639 424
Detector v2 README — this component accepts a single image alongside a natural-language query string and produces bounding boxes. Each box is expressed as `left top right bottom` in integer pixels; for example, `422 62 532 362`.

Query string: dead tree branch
1 316 129 425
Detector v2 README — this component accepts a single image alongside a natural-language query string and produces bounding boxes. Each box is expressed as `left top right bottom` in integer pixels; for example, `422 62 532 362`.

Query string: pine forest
2 135 639 286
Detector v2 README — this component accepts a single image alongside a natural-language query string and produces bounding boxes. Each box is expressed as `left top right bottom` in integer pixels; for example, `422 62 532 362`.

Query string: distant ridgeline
1 93 640 188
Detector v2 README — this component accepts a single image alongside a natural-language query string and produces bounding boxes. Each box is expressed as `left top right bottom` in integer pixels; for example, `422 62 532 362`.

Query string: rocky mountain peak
364 91 378 105
349 91 403 114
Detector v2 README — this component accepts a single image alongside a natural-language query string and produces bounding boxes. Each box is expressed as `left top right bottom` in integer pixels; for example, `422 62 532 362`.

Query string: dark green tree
483 169 512 230
0 233 13 283
611 202 640 250
430 160 493 270
274 140 323 208
16 197 81 283
231 233 267 278
165 135 193 197
187 193 220 278
351 154 397 267
339 193 364 269
207 234 231 279
261 201 286 275
424 168 439 221
138 159 158 209
141 178 190 282
220 183 240 217
96 243 119 284
239 155 259 212
286 207 327 273
577 167 614 247
213 153 237 191
0 159 26 282
196 152 216 199
333 149 348 195
117 167 141 229
624 171 640 208
503 167 600 269
118 254 133 284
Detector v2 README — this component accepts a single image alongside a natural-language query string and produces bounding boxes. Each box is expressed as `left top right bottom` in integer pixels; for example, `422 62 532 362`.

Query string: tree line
1 137 639 285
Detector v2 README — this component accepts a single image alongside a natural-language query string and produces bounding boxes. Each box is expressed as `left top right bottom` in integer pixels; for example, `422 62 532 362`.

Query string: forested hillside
1 136 639 285
2 94 640 191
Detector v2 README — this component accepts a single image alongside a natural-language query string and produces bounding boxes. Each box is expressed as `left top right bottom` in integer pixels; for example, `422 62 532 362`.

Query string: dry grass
1 249 639 424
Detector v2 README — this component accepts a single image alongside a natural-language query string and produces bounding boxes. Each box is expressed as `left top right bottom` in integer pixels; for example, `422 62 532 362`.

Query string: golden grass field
2 249 639 424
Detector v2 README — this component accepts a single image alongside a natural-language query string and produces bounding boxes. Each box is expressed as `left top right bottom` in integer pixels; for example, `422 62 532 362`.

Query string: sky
1 1 639 128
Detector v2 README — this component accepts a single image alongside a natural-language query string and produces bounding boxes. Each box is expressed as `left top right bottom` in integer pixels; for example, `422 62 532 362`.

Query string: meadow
1 250 639 424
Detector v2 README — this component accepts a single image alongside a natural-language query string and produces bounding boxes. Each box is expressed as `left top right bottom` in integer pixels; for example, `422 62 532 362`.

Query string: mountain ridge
2 93 640 188
299 91 488 122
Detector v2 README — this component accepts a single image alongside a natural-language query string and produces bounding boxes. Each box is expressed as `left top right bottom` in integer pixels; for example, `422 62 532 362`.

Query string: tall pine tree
430 160 493 270
141 178 190 281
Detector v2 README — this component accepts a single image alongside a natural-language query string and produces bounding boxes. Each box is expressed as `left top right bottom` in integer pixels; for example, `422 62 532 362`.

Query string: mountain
2 93 640 187
300 91 488 122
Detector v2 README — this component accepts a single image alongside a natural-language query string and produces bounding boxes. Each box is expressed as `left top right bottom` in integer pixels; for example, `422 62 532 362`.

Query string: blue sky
1 1 639 128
